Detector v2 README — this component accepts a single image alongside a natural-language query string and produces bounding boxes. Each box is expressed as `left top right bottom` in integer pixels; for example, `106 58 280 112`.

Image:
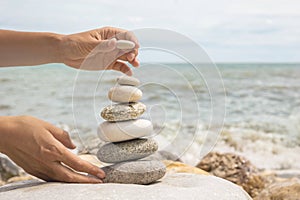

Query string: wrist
0 116 21 154
47 32 65 64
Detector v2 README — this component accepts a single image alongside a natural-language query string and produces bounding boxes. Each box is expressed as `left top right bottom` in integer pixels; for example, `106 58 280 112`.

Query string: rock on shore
254 178 300 200
197 152 266 197
0 155 23 181
0 173 251 200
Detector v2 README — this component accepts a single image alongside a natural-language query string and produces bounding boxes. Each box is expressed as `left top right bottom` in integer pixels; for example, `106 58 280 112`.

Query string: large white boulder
0 173 251 200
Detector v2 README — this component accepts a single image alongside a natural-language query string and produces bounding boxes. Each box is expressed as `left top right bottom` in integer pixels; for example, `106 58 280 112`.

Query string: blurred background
1 0 300 173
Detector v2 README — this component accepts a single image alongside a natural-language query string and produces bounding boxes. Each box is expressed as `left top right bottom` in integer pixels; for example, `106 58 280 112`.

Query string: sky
1 0 300 63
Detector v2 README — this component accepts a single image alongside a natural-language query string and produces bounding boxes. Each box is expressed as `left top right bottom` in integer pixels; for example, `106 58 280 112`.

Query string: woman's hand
0 116 105 183
0 27 140 75
60 27 140 75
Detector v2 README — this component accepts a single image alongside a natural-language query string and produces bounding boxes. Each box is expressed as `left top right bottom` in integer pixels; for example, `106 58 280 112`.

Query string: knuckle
63 173 74 182
41 144 64 159
72 158 85 169
89 165 99 174
62 130 70 138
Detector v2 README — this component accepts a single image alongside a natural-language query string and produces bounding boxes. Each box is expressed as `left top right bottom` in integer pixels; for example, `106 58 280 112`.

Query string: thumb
94 38 117 53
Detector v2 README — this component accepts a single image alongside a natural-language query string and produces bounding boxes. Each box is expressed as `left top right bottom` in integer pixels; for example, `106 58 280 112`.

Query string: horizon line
140 61 300 64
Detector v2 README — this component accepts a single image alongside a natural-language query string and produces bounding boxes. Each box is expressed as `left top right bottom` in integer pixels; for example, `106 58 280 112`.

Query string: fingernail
92 178 103 183
127 53 135 62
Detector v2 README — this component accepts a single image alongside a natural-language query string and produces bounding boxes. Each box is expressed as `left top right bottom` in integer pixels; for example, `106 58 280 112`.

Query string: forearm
0 30 64 67
0 116 12 153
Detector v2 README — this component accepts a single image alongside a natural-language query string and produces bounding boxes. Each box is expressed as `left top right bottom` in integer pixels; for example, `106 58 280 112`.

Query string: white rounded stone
117 76 140 86
116 40 135 50
108 86 142 103
97 119 153 142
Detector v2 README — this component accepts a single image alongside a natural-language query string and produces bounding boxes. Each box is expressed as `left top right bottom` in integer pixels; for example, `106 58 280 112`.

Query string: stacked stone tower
97 75 166 184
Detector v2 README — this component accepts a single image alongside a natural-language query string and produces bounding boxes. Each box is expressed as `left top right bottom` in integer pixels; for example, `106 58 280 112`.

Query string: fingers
115 30 140 48
93 38 117 53
52 162 103 183
117 49 139 67
44 123 76 149
131 57 140 67
60 149 105 179
121 31 140 65
81 50 138 71
110 61 132 76
71 31 139 71
18 151 103 183
127 53 135 62
107 29 140 67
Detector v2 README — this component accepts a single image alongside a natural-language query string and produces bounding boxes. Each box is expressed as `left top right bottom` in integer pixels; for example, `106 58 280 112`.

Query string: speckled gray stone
101 160 166 184
101 102 146 122
117 76 140 86
97 139 158 163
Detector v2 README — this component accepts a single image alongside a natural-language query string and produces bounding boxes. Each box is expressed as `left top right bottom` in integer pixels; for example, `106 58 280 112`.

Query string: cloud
0 0 299 62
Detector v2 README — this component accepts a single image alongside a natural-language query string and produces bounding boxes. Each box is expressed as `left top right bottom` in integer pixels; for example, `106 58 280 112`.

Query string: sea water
0 63 299 170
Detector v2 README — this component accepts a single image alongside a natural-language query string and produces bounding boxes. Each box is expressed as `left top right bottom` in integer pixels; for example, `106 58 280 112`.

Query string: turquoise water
1 63 300 169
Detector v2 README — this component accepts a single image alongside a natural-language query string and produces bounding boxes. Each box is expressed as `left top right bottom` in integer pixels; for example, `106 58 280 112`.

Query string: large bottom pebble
101 160 166 185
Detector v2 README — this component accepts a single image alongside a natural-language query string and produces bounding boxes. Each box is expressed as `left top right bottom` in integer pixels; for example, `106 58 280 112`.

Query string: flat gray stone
101 160 166 184
97 139 158 163
101 102 146 122
0 173 251 200
117 76 140 86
